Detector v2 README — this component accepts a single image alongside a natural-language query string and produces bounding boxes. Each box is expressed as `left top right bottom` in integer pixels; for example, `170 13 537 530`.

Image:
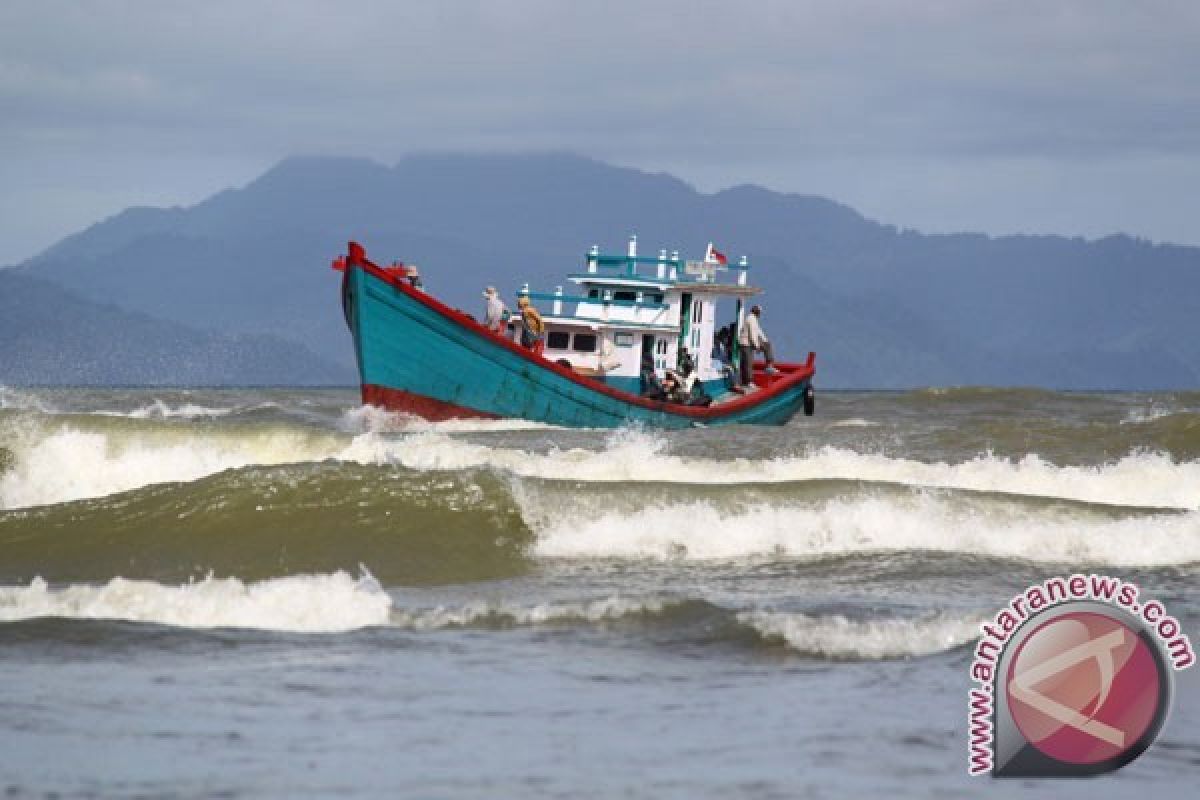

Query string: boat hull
343 246 814 428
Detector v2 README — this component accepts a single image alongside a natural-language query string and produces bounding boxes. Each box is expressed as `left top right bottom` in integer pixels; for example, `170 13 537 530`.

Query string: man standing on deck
517 296 545 354
738 305 778 387
483 287 508 334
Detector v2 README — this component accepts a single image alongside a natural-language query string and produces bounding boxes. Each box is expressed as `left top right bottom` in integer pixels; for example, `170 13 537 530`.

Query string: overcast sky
2 0 1199 265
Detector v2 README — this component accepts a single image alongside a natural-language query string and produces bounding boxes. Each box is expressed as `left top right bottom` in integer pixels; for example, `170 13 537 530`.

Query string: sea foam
388 594 673 631
3 416 1200 513
527 494 1200 567
0 571 391 633
739 610 984 659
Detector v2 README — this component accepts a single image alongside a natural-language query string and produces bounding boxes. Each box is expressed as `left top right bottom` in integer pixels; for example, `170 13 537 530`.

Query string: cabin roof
568 274 672 290
541 314 677 332
567 273 761 296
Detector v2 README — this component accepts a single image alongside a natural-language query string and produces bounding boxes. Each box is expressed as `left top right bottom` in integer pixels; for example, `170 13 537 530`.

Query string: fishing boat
333 237 815 428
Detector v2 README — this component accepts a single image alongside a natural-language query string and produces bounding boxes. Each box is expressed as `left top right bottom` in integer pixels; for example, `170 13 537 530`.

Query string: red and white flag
705 242 728 265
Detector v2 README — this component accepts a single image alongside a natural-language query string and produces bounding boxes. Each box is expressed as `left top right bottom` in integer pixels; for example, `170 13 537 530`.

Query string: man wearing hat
737 304 778 387
483 287 508 334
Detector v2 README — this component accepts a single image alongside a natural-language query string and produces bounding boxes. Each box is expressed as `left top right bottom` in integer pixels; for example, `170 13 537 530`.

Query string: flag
331 255 347 272
706 242 728 265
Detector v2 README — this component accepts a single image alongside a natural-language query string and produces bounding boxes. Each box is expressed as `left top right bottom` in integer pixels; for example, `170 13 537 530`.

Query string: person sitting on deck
405 264 423 291
653 370 690 405
738 304 778 386
483 287 508 334
517 296 545 353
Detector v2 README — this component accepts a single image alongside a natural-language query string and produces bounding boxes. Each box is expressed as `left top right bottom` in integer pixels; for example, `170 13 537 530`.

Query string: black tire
803 385 815 416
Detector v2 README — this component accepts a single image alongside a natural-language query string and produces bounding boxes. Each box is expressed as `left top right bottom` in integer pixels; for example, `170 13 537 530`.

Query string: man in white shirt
483 287 508 334
737 304 779 386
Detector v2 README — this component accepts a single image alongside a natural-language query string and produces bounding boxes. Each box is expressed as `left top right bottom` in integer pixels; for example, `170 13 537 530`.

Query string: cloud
1 0 1199 263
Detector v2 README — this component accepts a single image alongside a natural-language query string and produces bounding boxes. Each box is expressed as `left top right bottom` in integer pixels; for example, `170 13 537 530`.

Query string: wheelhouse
518 236 760 396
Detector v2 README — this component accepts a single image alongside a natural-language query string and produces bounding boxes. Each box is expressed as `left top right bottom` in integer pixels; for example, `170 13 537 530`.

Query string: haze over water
2 386 1198 797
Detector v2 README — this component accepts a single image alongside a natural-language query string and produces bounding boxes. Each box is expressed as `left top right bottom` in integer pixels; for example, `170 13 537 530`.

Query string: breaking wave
738 610 984 660
0 570 391 633
3 398 1200 578
388 594 679 631
0 577 983 661
96 400 254 419
526 491 1200 567
6 411 1198 512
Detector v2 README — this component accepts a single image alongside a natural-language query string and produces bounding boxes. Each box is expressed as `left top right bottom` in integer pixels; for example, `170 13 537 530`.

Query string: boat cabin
514 236 761 398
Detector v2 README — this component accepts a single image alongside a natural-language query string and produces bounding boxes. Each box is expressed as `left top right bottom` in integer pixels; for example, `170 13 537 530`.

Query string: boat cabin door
677 292 692 368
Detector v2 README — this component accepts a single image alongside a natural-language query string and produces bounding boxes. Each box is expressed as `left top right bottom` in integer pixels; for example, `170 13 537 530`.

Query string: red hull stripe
361 384 499 421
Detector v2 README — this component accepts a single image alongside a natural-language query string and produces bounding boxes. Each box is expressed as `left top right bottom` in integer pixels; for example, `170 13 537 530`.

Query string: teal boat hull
342 243 815 429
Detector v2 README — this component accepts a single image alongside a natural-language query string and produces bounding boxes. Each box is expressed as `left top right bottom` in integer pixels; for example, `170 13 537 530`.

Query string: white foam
348 432 1200 510
118 400 237 419
339 405 558 434
0 422 347 509
0 571 391 633
0 387 51 413
740 610 983 659
529 494 1200 566
390 594 670 631
4 414 1200 513
829 418 880 428
1121 406 1185 425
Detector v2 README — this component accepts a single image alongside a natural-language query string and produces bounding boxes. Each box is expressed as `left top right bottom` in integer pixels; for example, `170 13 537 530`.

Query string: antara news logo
967 574 1194 777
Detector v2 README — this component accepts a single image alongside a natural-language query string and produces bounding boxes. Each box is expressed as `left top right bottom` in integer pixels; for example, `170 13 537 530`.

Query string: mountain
0 271 353 386
15 152 1200 388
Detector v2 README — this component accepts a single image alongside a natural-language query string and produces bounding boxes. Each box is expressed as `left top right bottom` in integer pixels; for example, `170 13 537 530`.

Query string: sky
2 0 1199 265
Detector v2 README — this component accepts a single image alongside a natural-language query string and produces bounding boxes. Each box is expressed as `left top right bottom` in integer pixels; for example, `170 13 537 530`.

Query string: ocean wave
1122 406 1180 425
0 387 51 413
354 432 1200 510
739 610 983 659
389 594 676 631
0 570 391 633
0 419 348 509
527 493 1200 567
0 464 530 586
4 410 1200 512
904 386 1068 403
829 418 880 428
339 404 559 434
0 576 982 661
93 399 249 420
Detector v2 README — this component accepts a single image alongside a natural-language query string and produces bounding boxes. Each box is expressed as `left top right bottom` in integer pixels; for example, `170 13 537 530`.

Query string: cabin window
614 333 634 347
547 331 570 350
651 294 664 304
573 333 597 353
587 289 599 299
614 290 636 302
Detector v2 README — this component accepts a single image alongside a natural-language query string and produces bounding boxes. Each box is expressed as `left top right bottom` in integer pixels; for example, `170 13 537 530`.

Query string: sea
1 386 1197 798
